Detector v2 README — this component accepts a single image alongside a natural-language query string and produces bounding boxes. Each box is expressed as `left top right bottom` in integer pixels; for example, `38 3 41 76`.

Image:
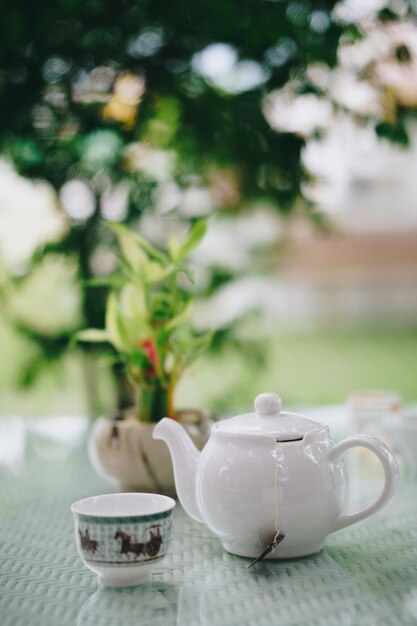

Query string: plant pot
88 408 212 495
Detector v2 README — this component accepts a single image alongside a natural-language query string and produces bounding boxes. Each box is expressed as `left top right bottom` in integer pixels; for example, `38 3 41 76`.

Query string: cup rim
71 492 176 518
348 390 402 408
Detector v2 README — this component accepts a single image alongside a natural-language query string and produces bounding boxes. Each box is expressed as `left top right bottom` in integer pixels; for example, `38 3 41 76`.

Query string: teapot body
154 392 399 560
197 426 347 558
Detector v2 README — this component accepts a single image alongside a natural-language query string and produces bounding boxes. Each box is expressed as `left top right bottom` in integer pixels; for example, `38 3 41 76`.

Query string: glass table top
1 419 417 626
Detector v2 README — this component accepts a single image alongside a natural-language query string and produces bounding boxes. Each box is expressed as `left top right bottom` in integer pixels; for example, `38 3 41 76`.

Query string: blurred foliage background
1 0 417 418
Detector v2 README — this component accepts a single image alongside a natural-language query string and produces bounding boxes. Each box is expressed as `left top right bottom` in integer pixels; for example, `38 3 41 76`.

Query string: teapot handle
329 435 399 533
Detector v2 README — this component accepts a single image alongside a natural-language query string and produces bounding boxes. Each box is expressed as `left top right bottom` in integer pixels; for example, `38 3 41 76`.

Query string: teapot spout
153 418 203 523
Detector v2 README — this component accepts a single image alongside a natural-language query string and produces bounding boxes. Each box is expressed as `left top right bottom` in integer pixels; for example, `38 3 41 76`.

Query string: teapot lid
214 392 322 441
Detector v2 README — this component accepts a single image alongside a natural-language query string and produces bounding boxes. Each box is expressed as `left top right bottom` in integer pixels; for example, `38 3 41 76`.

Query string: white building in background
283 118 417 328
302 118 417 234
196 120 417 331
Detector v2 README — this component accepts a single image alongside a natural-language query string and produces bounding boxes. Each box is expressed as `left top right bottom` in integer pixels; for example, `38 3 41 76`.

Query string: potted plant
76 220 213 494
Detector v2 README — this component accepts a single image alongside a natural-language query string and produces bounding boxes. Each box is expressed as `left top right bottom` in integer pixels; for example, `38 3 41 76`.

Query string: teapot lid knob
254 393 283 416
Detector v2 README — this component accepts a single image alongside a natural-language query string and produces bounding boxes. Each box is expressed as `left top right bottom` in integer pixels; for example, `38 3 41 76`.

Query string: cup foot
99 571 150 588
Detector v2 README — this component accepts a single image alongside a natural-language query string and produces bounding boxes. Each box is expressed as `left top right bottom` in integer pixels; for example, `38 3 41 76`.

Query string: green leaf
107 289 153 351
116 255 140 281
106 222 148 271
106 221 169 266
144 261 177 283
173 220 207 262
187 331 213 358
74 329 109 343
122 315 153 345
168 234 180 261
134 231 169 265
170 328 213 378
105 292 125 351
165 301 193 330
120 284 147 318
128 347 151 369
83 275 129 288
117 254 175 289
98 352 123 367
375 121 410 147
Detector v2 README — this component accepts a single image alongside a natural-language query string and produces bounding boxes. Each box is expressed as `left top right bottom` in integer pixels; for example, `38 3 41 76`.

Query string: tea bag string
248 439 285 568
274 439 280 535
271 439 283 547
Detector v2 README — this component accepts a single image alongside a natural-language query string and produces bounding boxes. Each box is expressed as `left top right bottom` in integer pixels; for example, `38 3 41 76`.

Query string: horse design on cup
114 531 146 559
114 524 163 561
79 528 99 555
145 524 163 557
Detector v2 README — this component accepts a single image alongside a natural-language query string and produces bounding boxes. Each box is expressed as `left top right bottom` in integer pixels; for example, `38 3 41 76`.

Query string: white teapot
154 393 399 559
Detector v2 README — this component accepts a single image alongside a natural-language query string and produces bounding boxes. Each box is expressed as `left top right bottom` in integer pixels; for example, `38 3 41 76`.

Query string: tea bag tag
248 530 285 568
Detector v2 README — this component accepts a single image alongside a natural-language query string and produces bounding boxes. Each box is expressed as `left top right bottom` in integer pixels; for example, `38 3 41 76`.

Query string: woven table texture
1 430 417 626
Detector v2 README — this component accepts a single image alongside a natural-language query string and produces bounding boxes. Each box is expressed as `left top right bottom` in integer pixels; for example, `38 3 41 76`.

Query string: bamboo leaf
133 231 169 265
144 261 177 283
106 221 169 266
174 220 207 262
122 315 153 344
74 329 109 343
170 329 213 379
165 301 193 330
168 234 180 261
120 284 147 318
106 222 148 271
105 292 125 351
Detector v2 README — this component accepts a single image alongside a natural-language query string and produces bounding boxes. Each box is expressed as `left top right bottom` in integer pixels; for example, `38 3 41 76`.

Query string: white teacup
71 493 175 587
